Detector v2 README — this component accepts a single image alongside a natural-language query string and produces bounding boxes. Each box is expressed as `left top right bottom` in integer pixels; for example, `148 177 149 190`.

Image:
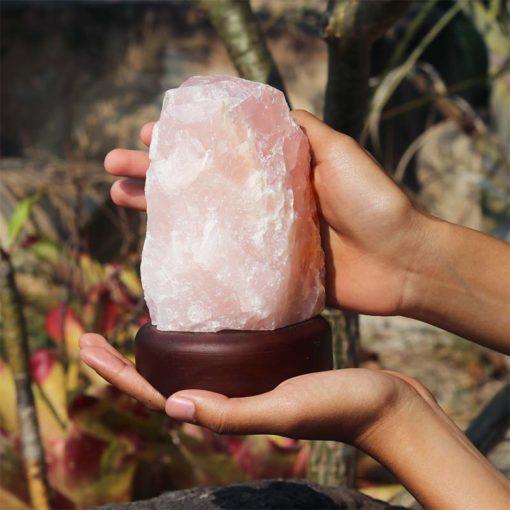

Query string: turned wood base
135 316 333 398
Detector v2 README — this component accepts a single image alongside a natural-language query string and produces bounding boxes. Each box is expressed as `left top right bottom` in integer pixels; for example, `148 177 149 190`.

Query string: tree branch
466 383 510 455
201 0 288 101
324 0 409 137
309 0 408 487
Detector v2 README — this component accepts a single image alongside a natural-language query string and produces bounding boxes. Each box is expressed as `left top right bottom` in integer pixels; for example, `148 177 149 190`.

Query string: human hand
105 112 427 318
80 332 510 509
105 112 510 351
78 332 423 442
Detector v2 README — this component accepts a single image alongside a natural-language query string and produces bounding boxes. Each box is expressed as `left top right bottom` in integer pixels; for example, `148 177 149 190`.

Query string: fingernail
166 396 196 422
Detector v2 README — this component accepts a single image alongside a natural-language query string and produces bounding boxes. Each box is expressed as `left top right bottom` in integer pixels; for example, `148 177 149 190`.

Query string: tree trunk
308 0 409 487
201 0 408 488
200 0 288 101
309 309 359 486
324 0 409 138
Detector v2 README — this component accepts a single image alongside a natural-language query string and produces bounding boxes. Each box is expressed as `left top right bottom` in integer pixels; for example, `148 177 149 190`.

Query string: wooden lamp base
135 316 333 398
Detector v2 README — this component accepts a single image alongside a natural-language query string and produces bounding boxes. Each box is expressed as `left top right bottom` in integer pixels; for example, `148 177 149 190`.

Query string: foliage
0 229 306 508
5 194 41 250
365 0 464 149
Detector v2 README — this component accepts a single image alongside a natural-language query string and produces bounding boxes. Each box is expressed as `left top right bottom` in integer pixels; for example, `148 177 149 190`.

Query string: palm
303 114 420 316
79 333 424 443
324 226 408 315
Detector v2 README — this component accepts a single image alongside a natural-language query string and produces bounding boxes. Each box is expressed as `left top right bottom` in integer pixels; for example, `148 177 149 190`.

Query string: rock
95 479 406 510
142 76 324 332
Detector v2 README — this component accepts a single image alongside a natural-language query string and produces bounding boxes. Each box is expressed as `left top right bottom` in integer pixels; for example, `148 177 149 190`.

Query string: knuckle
146 389 164 411
211 403 231 435
112 362 130 379
321 132 359 162
333 132 358 151
291 109 308 119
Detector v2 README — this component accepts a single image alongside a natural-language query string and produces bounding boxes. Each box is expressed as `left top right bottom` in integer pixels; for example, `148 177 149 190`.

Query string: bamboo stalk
0 249 51 510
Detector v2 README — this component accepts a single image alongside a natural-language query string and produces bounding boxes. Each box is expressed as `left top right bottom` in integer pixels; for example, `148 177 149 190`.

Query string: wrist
398 211 453 320
398 210 510 352
353 378 420 454
357 385 510 509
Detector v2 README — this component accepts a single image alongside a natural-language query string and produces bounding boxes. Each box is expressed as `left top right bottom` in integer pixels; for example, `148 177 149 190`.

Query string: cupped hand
79 333 429 445
105 112 427 317
80 334 510 509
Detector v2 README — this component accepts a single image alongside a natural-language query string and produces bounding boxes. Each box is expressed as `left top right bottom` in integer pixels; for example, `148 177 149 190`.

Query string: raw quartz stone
141 75 325 332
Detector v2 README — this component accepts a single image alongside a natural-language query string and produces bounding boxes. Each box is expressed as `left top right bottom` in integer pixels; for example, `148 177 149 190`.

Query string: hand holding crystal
78 332 425 441
81 97 510 509
105 109 423 319
105 108 510 352
79 332 509 510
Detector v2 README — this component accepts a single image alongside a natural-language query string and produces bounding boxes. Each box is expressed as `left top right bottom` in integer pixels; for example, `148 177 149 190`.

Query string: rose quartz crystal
141 75 325 332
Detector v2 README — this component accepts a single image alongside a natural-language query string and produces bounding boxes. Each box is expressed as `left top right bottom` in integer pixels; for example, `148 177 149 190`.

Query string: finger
140 122 155 147
104 149 150 178
110 178 146 210
291 110 361 165
165 387 294 436
80 346 165 411
79 333 134 367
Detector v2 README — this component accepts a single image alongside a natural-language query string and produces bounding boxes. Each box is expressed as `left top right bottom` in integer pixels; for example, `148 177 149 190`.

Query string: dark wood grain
135 316 333 398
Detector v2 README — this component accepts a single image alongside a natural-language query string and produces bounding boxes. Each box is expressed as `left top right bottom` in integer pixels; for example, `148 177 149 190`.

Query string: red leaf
67 395 99 421
84 286 120 336
29 349 57 385
63 432 107 483
45 304 83 344
99 298 119 336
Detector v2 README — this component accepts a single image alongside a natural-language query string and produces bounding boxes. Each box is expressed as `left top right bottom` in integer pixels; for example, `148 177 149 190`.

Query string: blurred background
0 1 509 508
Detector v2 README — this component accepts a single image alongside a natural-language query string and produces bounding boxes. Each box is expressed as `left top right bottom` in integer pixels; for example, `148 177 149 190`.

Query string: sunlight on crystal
142 76 325 332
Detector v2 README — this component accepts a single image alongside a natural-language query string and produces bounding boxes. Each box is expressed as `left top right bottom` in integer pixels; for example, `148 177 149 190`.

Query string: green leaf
7 193 40 248
365 1 464 149
394 122 446 182
462 0 510 149
386 0 440 72
30 239 60 263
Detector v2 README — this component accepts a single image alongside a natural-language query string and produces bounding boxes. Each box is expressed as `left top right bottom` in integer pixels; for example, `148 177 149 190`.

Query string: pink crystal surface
141 75 325 332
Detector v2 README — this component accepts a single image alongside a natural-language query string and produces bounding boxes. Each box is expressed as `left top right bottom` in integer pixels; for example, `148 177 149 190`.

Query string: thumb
291 109 362 165
165 388 294 436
